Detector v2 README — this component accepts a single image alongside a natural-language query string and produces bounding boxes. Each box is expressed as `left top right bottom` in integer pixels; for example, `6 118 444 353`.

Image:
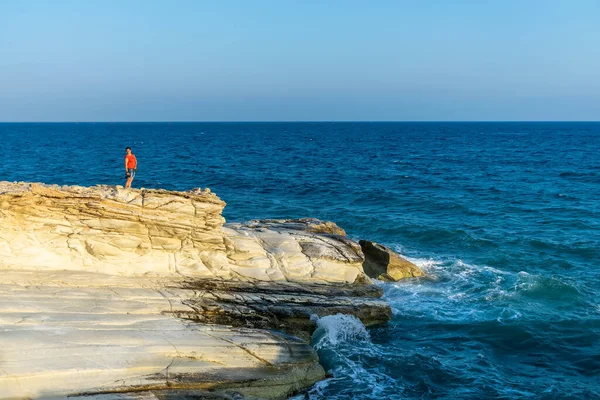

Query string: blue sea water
0 122 599 399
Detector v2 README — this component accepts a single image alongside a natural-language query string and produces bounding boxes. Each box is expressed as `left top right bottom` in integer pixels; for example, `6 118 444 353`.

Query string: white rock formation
0 182 392 399
0 270 324 399
0 182 366 284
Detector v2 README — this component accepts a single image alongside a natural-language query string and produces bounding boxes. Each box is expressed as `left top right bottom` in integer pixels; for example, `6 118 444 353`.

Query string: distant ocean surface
1 122 599 399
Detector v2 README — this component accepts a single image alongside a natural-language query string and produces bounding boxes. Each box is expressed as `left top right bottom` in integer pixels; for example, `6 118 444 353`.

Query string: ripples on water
0 122 598 398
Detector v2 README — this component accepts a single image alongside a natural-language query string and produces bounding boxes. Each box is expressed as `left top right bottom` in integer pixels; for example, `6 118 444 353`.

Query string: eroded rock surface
0 182 368 284
0 182 226 277
224 219 364 283
0 182 394 399
0 270 325 399
174 280 390 342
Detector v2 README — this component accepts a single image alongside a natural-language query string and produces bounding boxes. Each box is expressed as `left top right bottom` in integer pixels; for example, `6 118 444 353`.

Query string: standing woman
124 147 138 188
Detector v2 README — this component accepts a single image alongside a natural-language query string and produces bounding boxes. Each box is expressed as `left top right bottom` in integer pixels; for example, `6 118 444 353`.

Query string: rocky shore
0 182 423 399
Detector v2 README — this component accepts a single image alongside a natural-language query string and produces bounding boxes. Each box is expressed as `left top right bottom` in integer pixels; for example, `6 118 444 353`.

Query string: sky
0 0 599 121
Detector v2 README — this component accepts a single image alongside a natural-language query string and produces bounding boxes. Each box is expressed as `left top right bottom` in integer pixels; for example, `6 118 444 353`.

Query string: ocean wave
513 272 583 301
559 171 600 183
397 226 500 250
527 238 599 260
296 314 404 400
554 192 580 200
312 314 370 350
379 253 591 330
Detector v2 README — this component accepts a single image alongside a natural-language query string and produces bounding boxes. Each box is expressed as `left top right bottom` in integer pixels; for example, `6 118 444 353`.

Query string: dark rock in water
359 240 425 281
172 279 391 343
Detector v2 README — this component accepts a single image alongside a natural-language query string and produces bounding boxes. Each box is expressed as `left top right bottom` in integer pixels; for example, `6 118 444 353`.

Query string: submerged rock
359 239 425 281
0 182 396 399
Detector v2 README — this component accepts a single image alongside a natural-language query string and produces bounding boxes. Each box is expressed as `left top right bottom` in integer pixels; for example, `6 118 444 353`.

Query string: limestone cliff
0 182 366 283
0 182 418 399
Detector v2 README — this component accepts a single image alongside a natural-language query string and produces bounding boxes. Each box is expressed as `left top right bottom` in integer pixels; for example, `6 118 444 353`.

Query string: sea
0 122 598 399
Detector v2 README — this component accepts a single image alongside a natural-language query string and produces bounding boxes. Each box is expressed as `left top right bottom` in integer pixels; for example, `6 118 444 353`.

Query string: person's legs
125 169 135 188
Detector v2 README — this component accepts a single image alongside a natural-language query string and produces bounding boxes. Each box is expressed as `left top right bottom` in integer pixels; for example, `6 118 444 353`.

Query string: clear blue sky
1 0 599 121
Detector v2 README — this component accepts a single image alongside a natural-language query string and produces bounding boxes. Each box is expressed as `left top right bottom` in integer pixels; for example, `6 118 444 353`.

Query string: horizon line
1 120 600 124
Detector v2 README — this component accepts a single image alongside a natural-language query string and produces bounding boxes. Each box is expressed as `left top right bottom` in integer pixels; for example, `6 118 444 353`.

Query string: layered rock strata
0 270 325 399
174 280 390 342
0 183 226 277
0 183 367 284
0 182 416 399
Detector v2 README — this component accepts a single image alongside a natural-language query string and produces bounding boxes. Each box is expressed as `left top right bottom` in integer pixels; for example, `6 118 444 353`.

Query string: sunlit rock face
0 270 326 399
0 182 368 284
0 182 227 276
0 182 393 399
223 219 365 283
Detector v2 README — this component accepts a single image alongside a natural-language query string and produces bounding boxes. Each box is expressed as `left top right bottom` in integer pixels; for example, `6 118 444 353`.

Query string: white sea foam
313 314 370 349
497 307 523 322
389 251 444 279
303 314 403 400
378 250 529 323
514 271 537 292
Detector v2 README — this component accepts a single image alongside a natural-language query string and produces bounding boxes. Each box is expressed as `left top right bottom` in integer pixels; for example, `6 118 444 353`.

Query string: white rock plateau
0 182 397 399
